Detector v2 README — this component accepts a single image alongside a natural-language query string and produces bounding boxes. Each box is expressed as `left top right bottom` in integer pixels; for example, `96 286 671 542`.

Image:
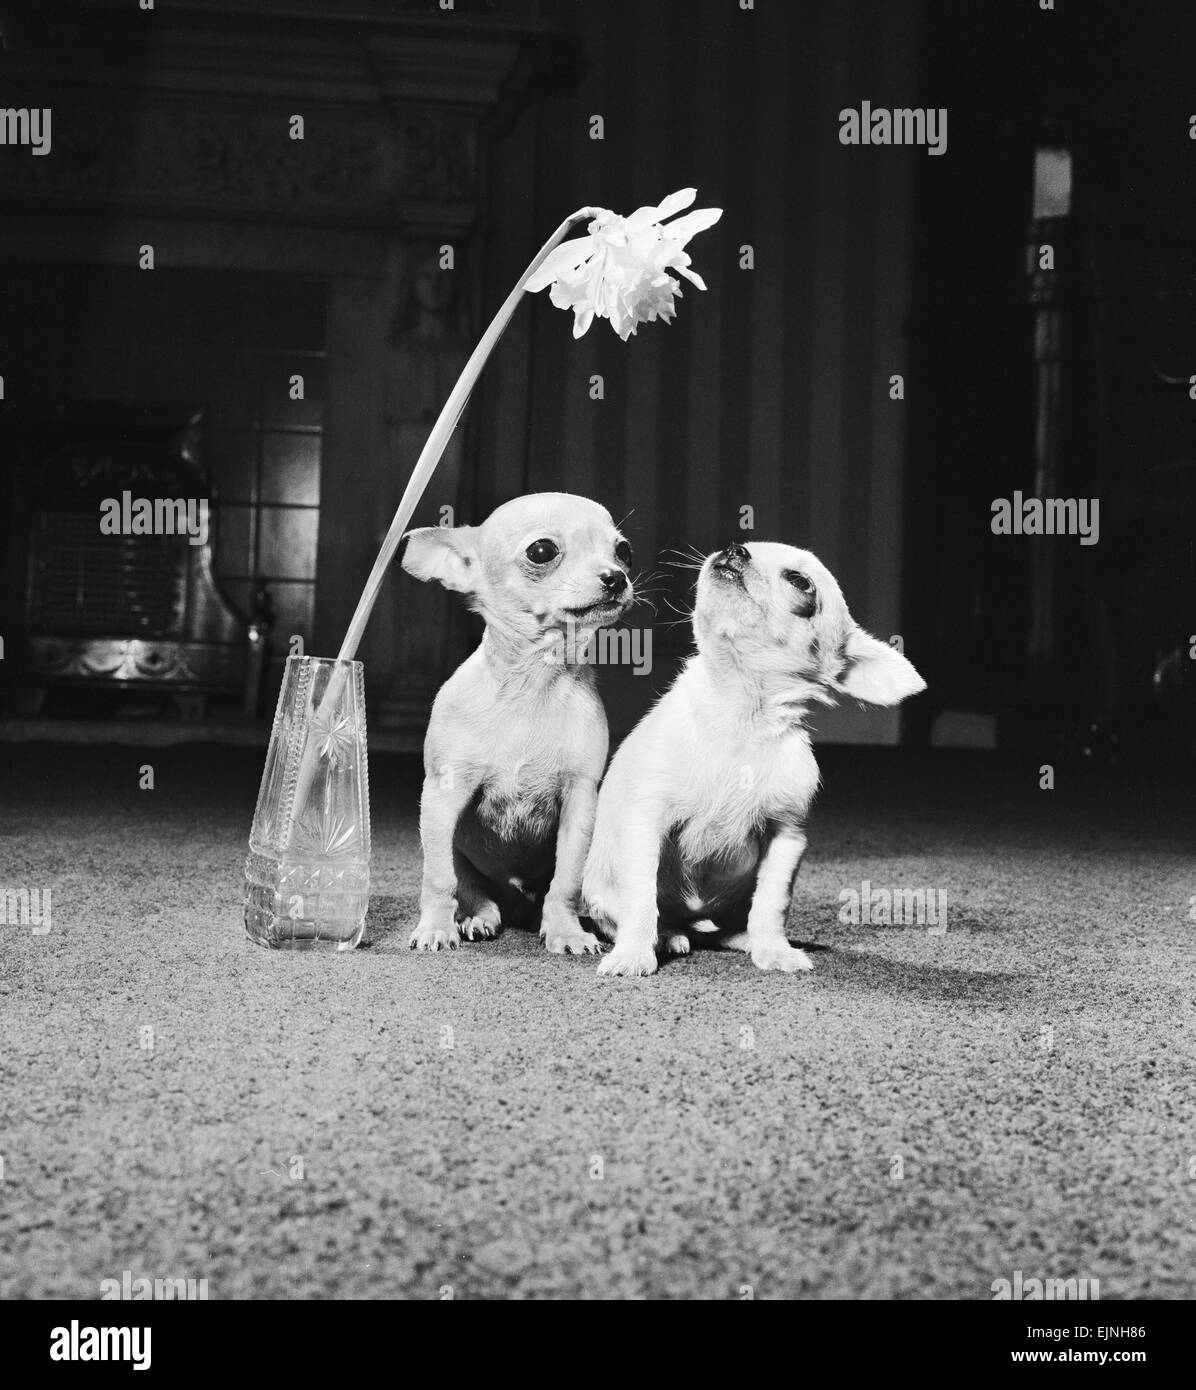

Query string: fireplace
0 0 574 728
1 401 272 715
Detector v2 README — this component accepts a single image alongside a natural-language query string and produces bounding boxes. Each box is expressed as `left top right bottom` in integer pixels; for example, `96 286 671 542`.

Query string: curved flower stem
337 204 598 662
282 206 597 852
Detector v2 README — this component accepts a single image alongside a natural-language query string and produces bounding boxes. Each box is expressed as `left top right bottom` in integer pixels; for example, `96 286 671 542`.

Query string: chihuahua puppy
402 492 634 954
583 541 925 977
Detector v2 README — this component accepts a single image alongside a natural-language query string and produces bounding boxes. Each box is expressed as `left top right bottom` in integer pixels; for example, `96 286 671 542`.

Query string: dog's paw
409 906 460 952
750 941 813 973
597 943 659 977
661 931 691 957
459 914 500 942
456 891 501 941
544 928 603 955
540 905 602 955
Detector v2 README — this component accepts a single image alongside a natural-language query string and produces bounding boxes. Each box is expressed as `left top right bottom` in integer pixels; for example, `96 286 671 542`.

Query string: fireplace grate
28 511 188 637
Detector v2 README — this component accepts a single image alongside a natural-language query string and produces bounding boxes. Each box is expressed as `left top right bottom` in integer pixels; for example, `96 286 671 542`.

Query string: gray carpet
1 741 1193 1299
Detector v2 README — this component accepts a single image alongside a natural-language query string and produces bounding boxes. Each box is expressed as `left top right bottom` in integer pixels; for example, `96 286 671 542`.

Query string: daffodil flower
524 188 722 340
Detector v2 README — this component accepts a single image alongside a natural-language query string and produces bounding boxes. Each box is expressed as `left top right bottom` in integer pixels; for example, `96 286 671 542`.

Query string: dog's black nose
599 568 628 595
715 542 750 572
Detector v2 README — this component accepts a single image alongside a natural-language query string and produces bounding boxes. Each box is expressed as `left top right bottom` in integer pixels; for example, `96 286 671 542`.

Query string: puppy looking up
402 492 634 954
584 541 925 977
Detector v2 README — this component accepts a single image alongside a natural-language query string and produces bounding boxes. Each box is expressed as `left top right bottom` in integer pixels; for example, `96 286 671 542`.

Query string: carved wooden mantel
0 0 577 737
0 2 567 230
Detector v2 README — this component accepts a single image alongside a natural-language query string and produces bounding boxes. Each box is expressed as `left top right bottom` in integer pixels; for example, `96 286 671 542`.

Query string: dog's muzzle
712 542 750 579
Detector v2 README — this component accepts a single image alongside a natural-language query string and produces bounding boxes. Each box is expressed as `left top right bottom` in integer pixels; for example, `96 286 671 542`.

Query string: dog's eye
783 570 813 593
615 540 633 569
525 538 559 565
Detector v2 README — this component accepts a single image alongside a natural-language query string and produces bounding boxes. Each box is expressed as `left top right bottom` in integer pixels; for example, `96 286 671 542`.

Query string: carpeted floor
1 739 1193 1300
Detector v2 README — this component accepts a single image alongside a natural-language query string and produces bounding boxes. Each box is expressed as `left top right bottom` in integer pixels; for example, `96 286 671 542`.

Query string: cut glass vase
244 655 370 951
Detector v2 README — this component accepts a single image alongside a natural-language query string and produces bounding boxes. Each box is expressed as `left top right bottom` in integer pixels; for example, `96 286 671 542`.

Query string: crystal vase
243 655 370 950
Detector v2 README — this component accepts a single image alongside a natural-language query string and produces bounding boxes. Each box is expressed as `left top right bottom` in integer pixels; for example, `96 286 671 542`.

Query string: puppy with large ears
583 540 925 977
402 492 635 954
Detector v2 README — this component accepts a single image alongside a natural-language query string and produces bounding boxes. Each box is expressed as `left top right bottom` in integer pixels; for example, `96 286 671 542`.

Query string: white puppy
402 492 634 955
584 541 925 977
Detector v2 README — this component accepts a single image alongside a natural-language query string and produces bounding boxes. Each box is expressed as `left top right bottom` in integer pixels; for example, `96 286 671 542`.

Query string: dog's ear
401 526 480 594
834 628 926 706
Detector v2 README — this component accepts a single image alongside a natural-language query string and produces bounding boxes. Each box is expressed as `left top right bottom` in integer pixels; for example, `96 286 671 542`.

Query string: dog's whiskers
661 546 708 573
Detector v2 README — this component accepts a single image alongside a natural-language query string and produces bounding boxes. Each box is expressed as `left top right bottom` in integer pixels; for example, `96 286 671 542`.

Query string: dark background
0 0 1192 768
908 0 1196 767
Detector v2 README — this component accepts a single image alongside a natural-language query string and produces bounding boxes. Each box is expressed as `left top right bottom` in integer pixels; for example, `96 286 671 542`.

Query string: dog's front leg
540 775 603 955
595 805 664 978
410 768 477 951
738 823 813 973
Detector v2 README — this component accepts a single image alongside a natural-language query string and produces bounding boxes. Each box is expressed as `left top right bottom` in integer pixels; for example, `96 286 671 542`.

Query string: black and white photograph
0 0 1192 1353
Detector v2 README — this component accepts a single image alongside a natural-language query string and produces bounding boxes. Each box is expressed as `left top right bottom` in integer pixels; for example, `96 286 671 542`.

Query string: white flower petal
623 198 684 229
654 188 698 219
524 236 599 292
626 224 663 262
661 206 723 243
